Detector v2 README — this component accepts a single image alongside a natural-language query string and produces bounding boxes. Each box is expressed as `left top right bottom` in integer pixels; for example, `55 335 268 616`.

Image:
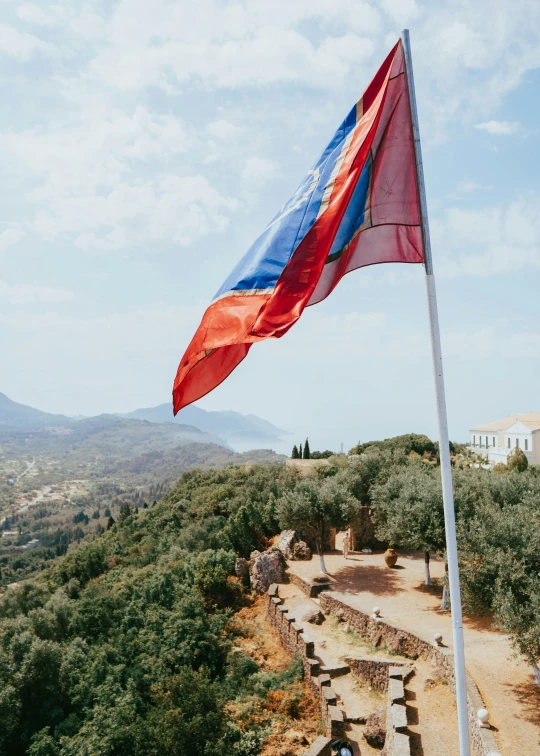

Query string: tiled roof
471 412 540 432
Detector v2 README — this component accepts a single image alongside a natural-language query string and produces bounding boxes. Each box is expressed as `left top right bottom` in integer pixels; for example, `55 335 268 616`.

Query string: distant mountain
121 403 290 445
1 413 228 455
0 392 71 429
0 392 290 450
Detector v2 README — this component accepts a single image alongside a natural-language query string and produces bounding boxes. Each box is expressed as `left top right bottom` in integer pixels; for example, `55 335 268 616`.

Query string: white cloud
0 301 199 357
0 227 24 254
378 0 420 24
208 120 244 140
35 175 237 250
0 22 57 60
241 157 278 188
0 107 238 250
288 308 540 364
0 281 75 304
443 326 540 360
454 181 493 195
475 120 520 135
433 194 540 277
16 2 107 43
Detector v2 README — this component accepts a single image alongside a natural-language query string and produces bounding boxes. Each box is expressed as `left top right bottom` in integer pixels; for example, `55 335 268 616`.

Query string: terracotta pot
384 548 398 568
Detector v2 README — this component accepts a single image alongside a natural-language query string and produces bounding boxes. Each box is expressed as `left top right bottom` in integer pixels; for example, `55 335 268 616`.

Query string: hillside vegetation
0 466 310 756
0 436 539 754
0 414 285 589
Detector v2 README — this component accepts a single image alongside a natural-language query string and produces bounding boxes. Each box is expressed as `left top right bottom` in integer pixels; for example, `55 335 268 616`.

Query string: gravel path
288 545 540 755
279 582 461 755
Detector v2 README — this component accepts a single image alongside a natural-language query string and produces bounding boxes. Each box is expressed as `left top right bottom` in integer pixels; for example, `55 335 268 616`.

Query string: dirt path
19 485 51 513
405 658 459 756
16 458 35 481
288 547 540 755
279 583 461 755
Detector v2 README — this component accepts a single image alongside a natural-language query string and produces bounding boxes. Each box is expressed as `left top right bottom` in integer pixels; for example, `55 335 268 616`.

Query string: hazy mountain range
0 392 290 448
121 403 290 444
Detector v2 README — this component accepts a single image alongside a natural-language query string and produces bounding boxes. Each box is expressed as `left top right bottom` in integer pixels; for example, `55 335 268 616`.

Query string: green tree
291 445 299 459
458 492 540 684
303 438 311 459
507 447 529 472
372 467 447 598
350 433 436 458
298 443 303 458
276 478 357 573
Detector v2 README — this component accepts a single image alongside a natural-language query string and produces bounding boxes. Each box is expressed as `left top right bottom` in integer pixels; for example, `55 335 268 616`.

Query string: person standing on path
342 530 351 560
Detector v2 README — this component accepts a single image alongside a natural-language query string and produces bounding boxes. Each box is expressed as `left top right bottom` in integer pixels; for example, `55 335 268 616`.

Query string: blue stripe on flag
326 156 371 262
213 104 359 300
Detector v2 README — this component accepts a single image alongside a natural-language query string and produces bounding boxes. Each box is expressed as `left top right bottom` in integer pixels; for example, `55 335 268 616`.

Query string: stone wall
383 666 411 756
302 736 332 756
343 657 412 693
266 585 344 741
350 506 386 550
320 594 502 756
290 572 332 598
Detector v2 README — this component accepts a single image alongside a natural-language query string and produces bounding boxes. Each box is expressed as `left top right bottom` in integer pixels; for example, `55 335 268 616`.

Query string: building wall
470 421 538 467
532 431 540 465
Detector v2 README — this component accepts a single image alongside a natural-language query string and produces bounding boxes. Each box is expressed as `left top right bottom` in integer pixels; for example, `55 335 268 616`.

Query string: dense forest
0 427 285 588
0 435 539 754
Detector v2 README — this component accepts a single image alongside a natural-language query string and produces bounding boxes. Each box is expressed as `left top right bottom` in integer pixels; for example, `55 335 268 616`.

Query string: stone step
393 732 411 756
327 705 344 738
389 664 415 682
389 677 405 705
343 706 367 724
322 687 337 707
391 703 408 733
320 663 350 678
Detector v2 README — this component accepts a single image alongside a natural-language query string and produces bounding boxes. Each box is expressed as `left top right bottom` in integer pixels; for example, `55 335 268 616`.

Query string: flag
173 39 423 414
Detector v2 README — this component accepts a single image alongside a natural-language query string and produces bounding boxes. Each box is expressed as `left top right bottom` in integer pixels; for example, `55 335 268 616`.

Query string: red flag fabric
173 40 423 414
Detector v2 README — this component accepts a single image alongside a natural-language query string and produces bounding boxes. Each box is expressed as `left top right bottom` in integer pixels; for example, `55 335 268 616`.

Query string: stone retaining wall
320 594 501 756
343 657 412 693
302 736 332 756
383 666 411 756
266 585 344 741
290 572 332 598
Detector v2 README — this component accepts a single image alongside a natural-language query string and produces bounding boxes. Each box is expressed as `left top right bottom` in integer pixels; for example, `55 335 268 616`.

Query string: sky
1 0 540 454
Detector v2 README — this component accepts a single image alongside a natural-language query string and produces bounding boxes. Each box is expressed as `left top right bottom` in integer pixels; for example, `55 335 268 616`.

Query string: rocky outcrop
302 608 325 625
277 530 298 559
235 557 250 586
364 704 386 748
277 530 311 560
250 547 286 594
292 540 312 560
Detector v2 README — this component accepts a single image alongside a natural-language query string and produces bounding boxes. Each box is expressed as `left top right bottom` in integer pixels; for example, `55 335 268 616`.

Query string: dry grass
231 596 324 756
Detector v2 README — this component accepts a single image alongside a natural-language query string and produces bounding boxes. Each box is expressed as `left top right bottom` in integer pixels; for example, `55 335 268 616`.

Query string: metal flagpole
402 29 471 756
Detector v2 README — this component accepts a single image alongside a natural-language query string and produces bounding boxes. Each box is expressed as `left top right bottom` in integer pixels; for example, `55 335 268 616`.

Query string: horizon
2 1 540 457
3 387 527 455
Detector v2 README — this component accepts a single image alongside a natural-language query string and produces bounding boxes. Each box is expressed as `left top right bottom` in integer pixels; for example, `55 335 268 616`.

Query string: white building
469 412 540 466
20 538 40 550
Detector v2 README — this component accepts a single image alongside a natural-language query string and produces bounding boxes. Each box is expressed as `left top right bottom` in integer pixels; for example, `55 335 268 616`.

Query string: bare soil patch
287 547 539 754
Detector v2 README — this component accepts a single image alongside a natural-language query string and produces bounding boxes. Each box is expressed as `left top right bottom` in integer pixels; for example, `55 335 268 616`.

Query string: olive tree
371 468 449 602
276 477 357 574
459 495 540 684
507 447 529 472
